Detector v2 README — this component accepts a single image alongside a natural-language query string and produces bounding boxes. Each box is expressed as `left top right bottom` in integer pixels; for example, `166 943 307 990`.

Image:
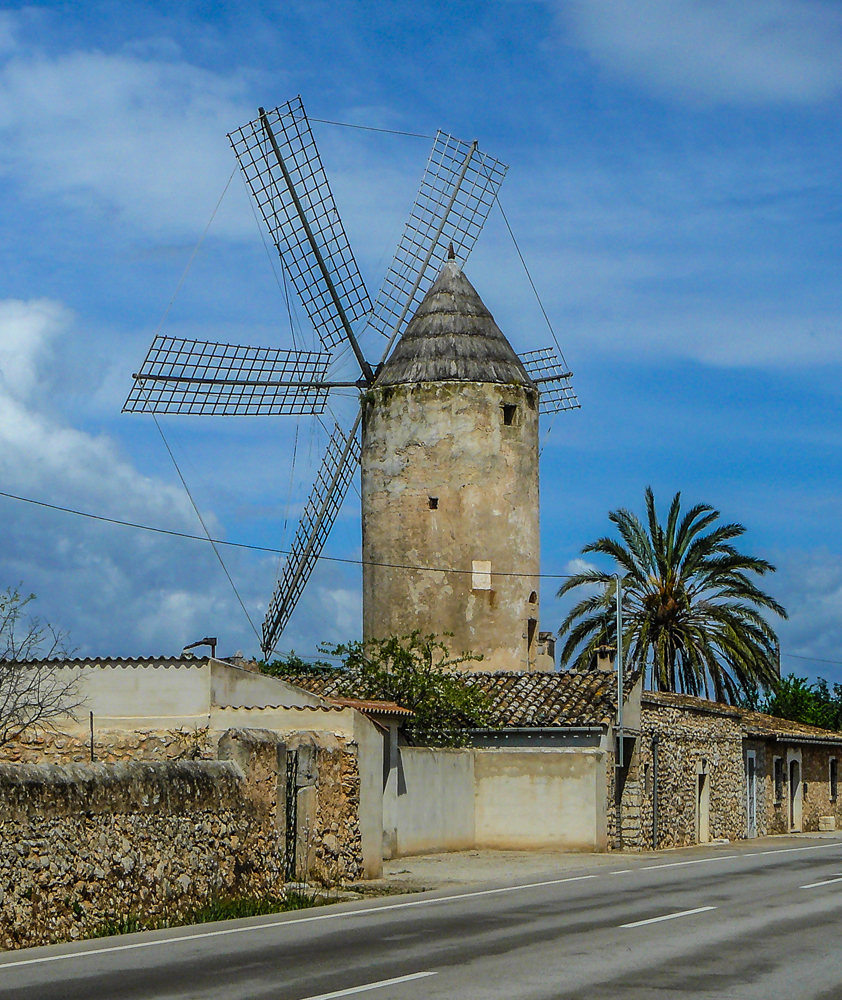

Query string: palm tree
557 488 787 703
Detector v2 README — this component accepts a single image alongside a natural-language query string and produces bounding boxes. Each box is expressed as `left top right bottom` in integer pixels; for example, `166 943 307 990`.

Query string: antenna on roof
184 637 218 658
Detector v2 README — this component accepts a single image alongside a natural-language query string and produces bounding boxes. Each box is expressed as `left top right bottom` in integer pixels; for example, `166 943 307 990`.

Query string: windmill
124 96 578 660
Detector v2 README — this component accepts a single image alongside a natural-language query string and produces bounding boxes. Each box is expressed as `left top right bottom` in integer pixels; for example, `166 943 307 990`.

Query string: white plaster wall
65 663 211 727
57 662 327 731
209 662 325 709
474 749 607 851
352 713 385 878
383 747 475 858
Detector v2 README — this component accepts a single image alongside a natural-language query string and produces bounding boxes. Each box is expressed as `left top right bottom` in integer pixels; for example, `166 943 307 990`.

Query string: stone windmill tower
363 260 548 672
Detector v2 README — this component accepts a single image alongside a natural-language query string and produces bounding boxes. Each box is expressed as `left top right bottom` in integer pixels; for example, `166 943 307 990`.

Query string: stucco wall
474 748 606 851
53 659 315 729
361 381 542 672
61 661 212 727
382 747 475 858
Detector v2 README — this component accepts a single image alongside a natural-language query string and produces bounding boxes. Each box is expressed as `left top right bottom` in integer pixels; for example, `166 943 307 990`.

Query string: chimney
595 645 615 673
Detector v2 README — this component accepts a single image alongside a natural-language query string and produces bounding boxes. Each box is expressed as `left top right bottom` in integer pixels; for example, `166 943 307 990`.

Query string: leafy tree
557 487 787 703
321 632 490 747
259 649 336 678
761 674 842 731
0 587 79 746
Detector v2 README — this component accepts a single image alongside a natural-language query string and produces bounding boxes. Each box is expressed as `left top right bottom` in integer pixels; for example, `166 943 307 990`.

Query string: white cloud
557 0 842 105
0 42 255 240
0 297 362 658
769 549 842 684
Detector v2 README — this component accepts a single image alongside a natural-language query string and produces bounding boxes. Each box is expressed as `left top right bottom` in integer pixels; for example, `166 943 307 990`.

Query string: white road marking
0 875 599 971
609 870 634 875
754 843 842 857
801 876 842 889
300 971 436 999
621 905 716 929
641 856 739 871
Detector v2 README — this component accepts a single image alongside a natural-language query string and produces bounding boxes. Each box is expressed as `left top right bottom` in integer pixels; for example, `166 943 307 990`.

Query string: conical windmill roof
376 262 535 387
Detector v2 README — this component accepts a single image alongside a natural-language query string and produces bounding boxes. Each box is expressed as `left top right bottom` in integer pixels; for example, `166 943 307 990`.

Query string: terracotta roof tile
286 669 639 729
642 690 842 743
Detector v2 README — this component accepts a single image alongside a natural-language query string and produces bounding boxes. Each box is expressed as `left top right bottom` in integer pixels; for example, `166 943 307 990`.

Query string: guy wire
152 417 262 644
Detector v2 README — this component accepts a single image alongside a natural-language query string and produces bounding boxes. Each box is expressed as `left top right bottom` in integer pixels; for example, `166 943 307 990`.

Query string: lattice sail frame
229 98 372 353
124 336 332 416
367 132 507 350
521 348 580 415
262 419 362 655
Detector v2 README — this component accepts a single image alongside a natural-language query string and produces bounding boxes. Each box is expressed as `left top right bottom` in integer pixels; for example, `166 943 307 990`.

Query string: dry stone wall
285 733 364 884
0 727 368 949
0 759 283 950
0 727 214 765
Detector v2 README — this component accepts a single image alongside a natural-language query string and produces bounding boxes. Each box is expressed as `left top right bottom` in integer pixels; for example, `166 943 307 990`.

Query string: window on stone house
774 757 785 804
644 762 652 795
503 403 517 426
831 758 838 802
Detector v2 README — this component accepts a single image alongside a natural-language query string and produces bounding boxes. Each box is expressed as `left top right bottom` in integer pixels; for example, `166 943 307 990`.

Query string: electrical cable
493 193 571 372
0 487 576 579
782 652 842 668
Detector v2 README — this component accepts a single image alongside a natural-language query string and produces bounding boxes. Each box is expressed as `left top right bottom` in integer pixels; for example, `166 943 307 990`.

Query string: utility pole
615 573 624 850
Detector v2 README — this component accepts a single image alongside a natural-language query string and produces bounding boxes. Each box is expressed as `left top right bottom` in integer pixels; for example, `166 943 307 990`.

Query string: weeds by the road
92 890 319 939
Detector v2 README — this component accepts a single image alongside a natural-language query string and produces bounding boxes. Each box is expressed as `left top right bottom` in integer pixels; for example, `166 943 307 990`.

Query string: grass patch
91 890 319 939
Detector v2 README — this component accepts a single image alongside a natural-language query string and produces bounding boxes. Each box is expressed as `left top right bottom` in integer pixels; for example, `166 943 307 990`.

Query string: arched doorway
789 755 803 832
696 759 710 844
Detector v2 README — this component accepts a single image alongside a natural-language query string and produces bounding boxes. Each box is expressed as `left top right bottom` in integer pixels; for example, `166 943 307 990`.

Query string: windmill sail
262 416 362 656
229 98 372 361
123 336 333 416
520 347 580 414
368 132 507 356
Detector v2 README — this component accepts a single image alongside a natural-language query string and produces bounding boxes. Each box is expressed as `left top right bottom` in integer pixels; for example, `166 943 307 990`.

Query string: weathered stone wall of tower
361 380 541 672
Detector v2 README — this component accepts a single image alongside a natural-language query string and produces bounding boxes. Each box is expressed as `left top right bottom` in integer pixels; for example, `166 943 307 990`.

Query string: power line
0 487 575 579
782 652 842 668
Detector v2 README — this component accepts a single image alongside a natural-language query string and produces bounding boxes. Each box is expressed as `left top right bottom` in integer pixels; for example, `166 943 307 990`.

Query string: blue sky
1 1 842 682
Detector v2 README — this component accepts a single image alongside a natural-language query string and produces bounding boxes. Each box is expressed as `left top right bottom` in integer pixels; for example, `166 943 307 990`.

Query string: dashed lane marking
801 876 842 889
621 906 717 929
299 971 437 999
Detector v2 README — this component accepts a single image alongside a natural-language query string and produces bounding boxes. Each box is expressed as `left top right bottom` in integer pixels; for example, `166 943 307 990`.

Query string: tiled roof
643 691 842 743
328 698 415 718
286 669 639 729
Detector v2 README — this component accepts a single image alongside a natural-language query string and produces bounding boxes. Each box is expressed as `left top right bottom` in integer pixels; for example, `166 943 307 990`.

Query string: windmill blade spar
229 99 373 379
262 415 361 656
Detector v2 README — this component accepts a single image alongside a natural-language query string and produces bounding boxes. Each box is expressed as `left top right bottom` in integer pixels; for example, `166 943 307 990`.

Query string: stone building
361 261 552 672
636 691 842 849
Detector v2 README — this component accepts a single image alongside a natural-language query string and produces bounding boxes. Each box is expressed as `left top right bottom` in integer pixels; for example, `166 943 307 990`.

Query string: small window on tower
428 497 438 510
528 591 538 604
503 404 517 426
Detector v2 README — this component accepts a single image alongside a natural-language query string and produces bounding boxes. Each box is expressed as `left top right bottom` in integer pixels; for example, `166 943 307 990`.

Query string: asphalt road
3 836 842 1000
